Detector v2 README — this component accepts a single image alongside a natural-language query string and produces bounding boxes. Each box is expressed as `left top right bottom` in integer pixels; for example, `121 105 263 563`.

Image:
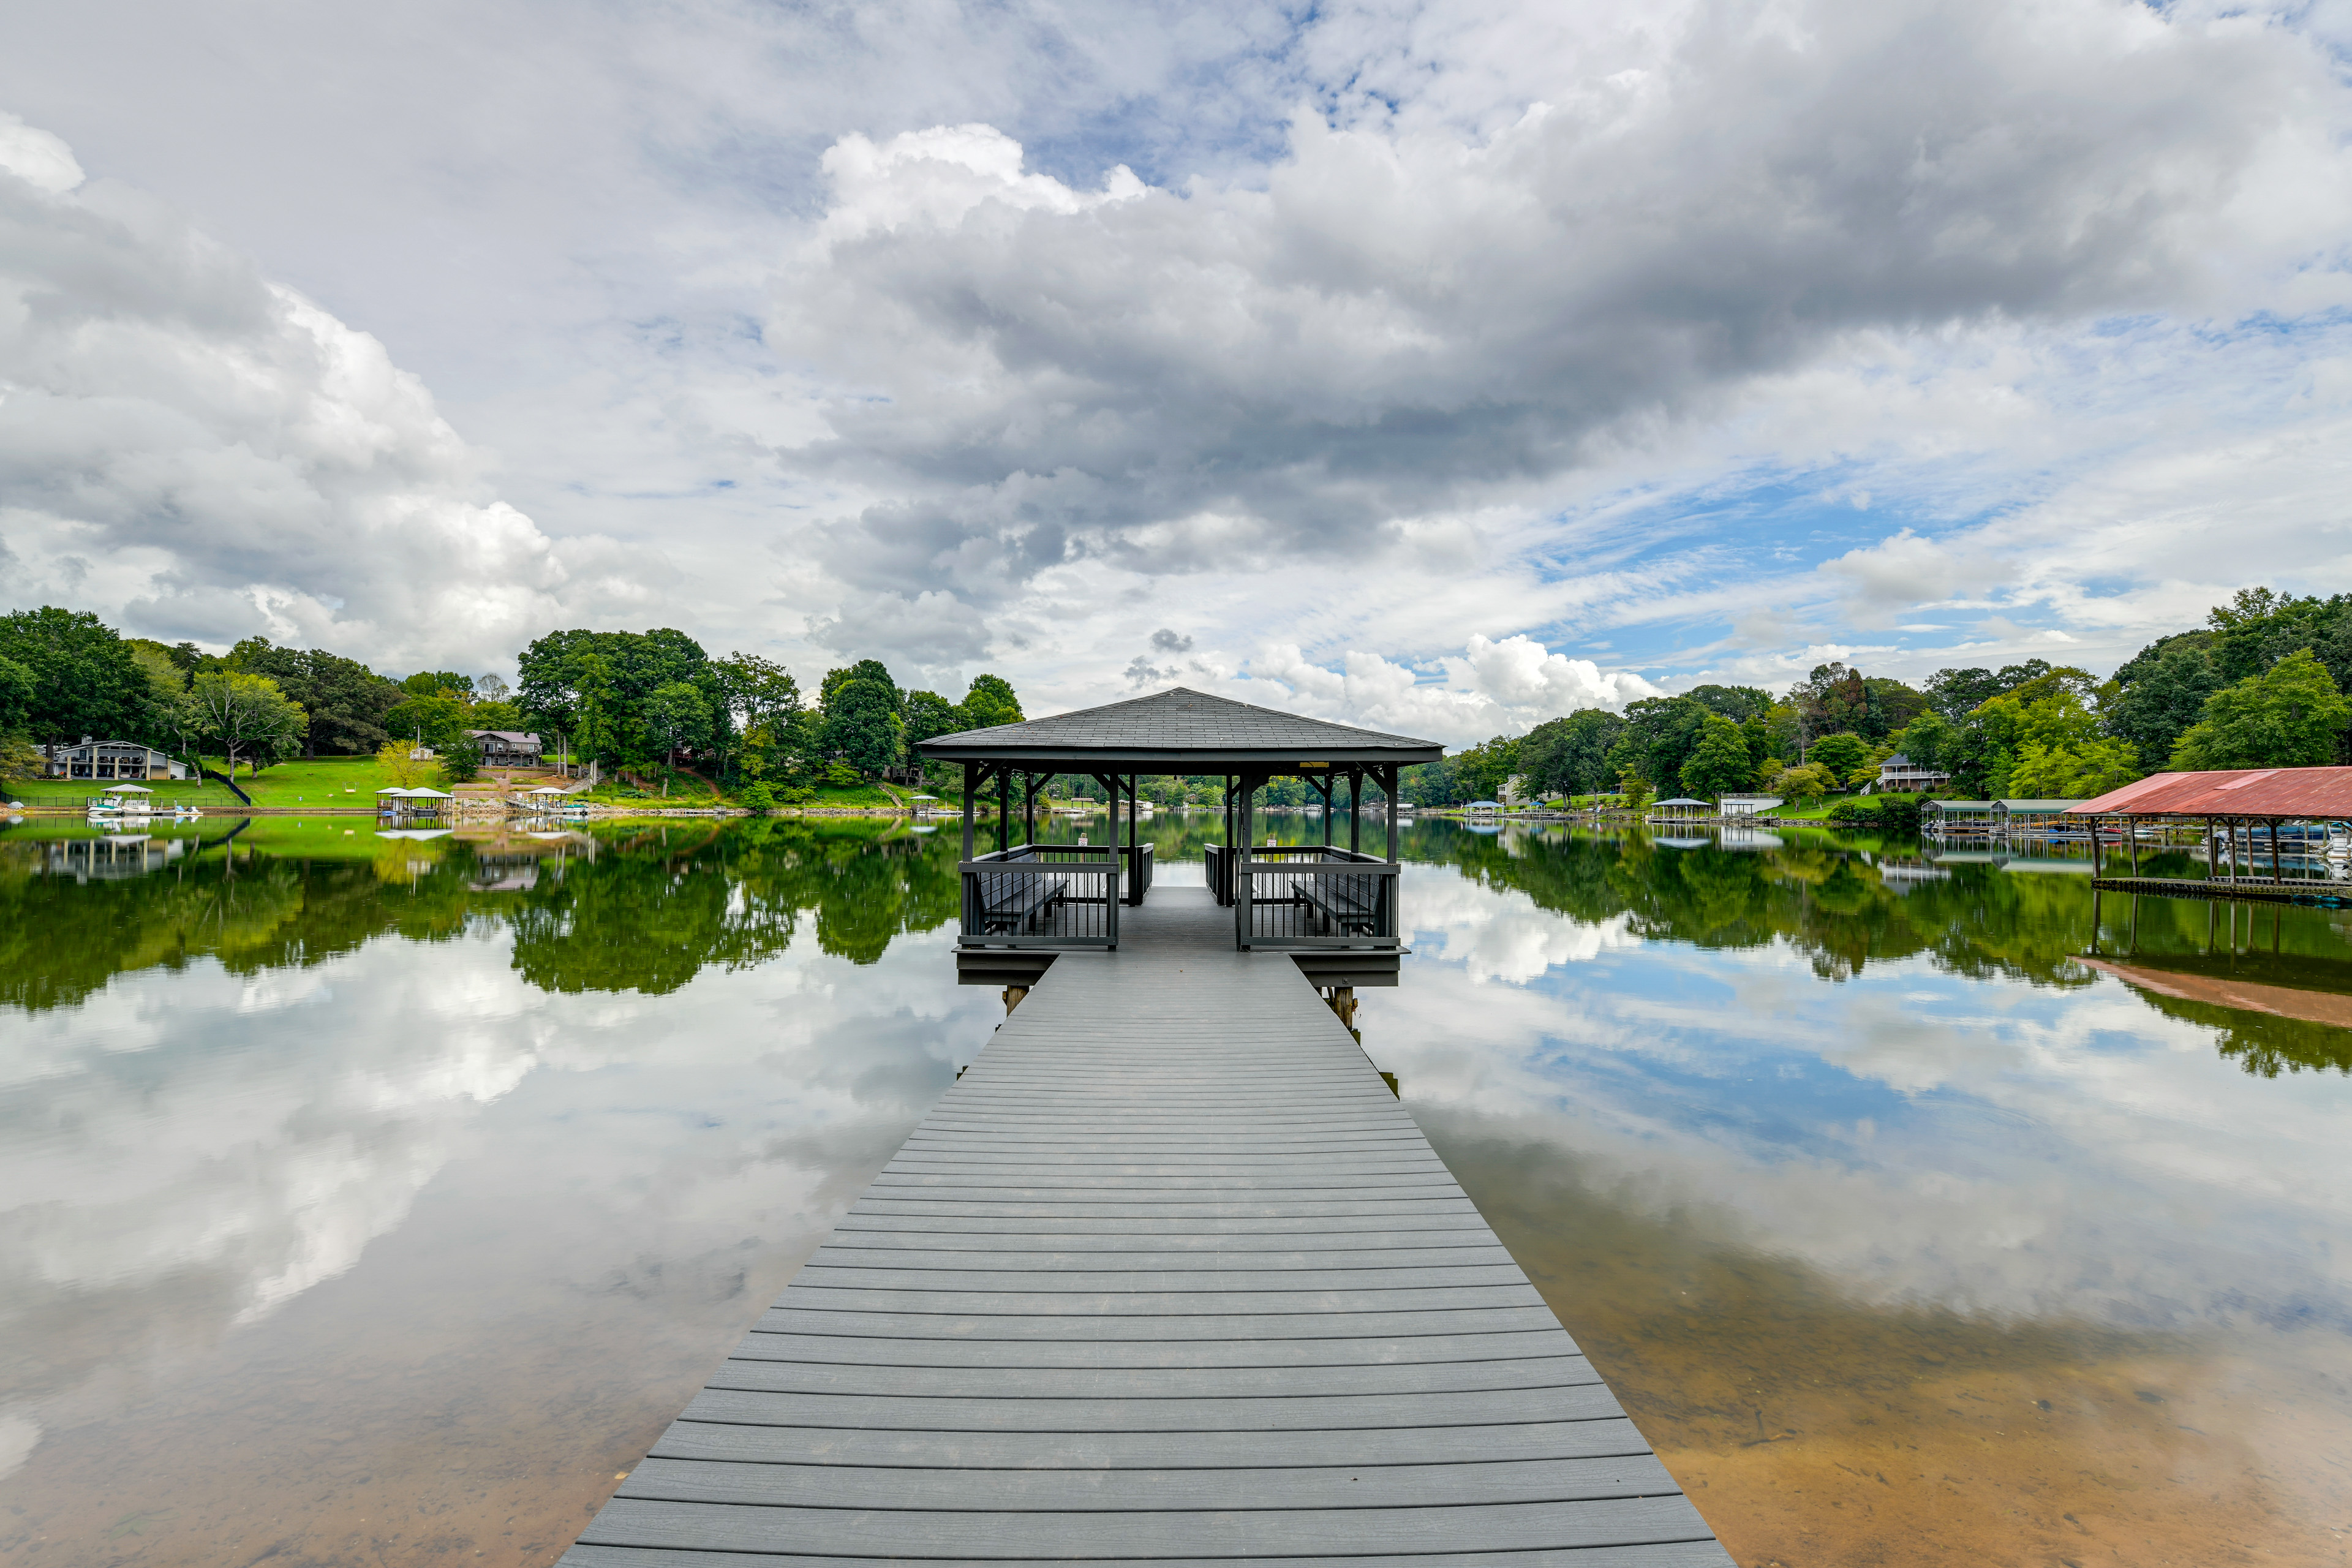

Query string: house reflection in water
42 834 189 883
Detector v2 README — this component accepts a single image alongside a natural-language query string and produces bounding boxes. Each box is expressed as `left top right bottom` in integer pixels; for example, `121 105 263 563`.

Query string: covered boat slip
919 688 1442 953
2070 766 2352 904
560 887 1731 1568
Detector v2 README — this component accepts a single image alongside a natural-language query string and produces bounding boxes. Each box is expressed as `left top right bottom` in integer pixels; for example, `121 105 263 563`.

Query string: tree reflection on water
0 818 960 1013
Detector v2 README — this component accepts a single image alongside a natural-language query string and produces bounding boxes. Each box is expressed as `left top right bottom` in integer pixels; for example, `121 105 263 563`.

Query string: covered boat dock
559 687 1734 1568
2070 767 2352 905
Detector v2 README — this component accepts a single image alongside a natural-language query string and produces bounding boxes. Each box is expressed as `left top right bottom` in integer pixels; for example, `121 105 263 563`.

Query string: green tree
1776 761 1834 801
1679 714 1757 799
1885 709 1955 774
2170 649 2351 769
1520 709 1626 796
1620 696 1711 787
231 638 405 756
0 653 34 736
182 671 307 777
710 653 801 785
645 680 715 766
1616 765 1653 814
1807 731 1871 784
375 739 438 788
823 661 905 776
2007 735 2139 797
2108 638 2222 767
515 627 709 766
385 693 470 752
0 606 164 745
439 736 483 783
400 669 475 699
961 673 1023 729
1684 684 1776 724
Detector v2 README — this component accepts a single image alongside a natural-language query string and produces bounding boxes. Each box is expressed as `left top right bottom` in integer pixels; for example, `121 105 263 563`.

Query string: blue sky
3 0 2351 742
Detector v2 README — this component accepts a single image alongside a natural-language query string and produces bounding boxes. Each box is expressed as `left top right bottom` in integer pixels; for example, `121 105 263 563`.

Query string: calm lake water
4 810 2350 1567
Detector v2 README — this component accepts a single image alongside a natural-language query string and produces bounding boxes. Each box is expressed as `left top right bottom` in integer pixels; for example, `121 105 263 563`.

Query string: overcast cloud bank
4 1 2351 740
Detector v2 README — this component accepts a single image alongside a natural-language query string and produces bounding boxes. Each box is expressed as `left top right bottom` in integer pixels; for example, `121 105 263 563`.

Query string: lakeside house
1871 753 1951 793
466 729 545 764
41 737 189 782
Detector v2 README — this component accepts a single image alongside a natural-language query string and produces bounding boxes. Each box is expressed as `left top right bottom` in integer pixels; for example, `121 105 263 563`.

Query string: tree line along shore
1401 586 2352 822
4 586 2348 818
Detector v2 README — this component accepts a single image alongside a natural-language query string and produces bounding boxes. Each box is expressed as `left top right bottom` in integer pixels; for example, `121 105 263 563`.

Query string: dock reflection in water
1 812 2348 1566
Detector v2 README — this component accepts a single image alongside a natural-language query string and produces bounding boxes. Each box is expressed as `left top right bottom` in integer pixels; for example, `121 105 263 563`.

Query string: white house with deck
41 738 189 781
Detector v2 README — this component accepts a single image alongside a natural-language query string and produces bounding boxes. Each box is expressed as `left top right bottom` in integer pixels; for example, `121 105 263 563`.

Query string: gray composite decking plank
807 1243 1517 1268
726 1329 1580 1370
752 1305 1571 1342
771 1285 1549 1316
882 1158 1449 1174
827 1215 1501 1238
647 1419 1656 1470
576 1495 1718 1558
677 1382 1629 1432
561 1545 1735 1568
841 1202 1486 1221
562 886 1727 1567
618 1453 1685 1511
699 1354 1594 1400
786 1265 1534 1293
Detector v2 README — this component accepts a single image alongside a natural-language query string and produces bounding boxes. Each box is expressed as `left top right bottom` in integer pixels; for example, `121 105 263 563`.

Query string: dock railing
959 844 1120 948
1239 845 1399 948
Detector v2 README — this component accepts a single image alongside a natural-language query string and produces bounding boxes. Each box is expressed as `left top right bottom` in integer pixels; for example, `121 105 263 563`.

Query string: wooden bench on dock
978 872 1069 934
1296 873 1382 937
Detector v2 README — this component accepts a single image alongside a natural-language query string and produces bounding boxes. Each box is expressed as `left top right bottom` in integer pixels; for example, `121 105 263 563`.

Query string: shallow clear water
3 811 2348 1567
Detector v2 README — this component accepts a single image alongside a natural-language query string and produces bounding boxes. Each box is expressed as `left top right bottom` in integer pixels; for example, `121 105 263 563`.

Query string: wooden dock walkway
560 886 1730 1567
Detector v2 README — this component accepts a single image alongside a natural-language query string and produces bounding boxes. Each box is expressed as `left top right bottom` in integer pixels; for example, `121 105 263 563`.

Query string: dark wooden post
2129 817 2140 876
1383 766 1399 864
998 766 1011 854
961 762 976 862
1022 772 1036 846
2090 814 2101 878
2270 818 2283 886
1349 767 1362 855
1237 771 1256 949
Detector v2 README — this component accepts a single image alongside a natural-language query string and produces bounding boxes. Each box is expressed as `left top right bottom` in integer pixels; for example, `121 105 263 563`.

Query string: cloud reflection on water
1382 859 2352 1333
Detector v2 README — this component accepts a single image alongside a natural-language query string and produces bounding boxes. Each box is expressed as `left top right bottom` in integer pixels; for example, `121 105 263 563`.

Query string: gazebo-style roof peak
918 686 1441 769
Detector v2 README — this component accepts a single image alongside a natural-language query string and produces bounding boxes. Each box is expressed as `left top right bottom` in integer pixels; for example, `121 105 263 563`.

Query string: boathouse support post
2271 819 2282 886
1237 770 1258 949
961 762 976 863
1382 765 1399 864
1349 767 1362 855
997 767 1011 854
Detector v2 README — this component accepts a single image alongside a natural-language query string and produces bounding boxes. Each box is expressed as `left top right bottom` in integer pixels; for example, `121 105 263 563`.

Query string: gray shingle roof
916 687 1442 767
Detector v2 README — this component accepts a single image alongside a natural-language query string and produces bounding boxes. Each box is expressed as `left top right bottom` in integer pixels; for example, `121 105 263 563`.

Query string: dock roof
916 687 1442 771
2066 767 2352 819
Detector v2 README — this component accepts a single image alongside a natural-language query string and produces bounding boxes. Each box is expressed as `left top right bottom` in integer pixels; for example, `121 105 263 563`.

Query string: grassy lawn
9 773 245 808
8 755 437 809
